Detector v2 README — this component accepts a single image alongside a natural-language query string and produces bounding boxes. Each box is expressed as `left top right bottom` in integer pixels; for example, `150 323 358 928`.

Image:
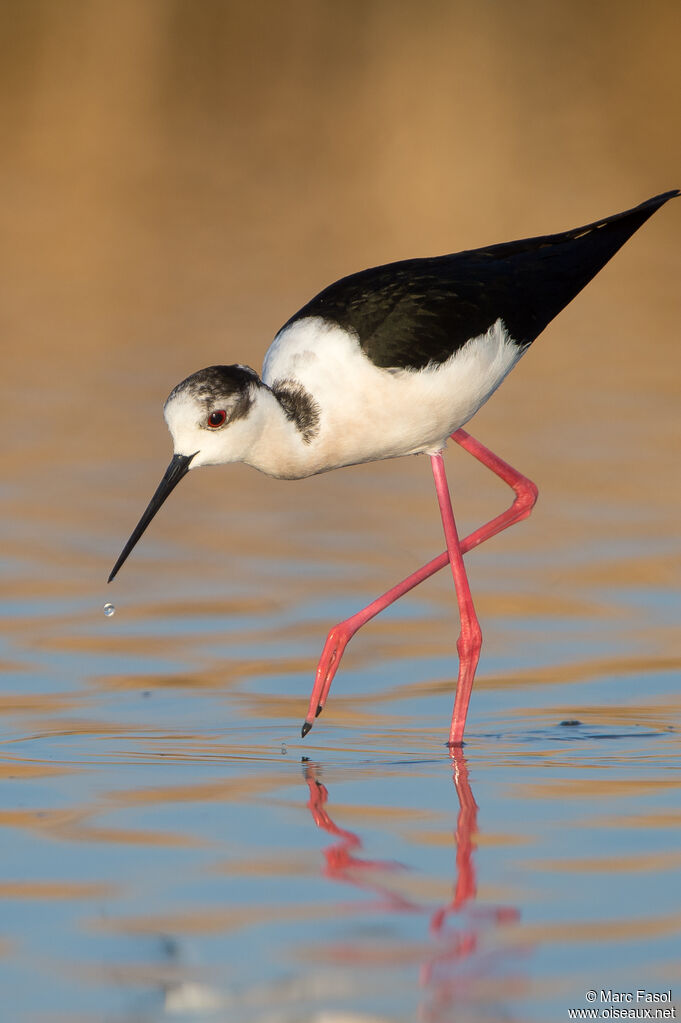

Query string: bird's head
108 364 261 582
164 364 262 469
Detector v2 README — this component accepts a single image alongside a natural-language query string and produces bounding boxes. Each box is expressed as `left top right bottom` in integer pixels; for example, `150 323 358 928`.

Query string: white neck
244 386 322 479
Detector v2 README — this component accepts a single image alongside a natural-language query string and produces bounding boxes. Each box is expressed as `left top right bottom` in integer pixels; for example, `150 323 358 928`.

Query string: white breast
261 316 525 472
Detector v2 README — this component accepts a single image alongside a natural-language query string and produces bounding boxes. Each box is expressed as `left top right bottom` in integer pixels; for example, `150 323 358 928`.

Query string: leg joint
514 477 539 514
457 618 482 661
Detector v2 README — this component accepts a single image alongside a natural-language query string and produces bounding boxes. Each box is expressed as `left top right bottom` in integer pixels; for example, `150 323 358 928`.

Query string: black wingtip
315 704 323 718
605 188 680 229
643 188 679 205
301 721 312 738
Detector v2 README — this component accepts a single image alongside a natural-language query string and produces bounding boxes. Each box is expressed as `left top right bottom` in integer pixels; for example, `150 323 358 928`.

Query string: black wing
282 190 678 371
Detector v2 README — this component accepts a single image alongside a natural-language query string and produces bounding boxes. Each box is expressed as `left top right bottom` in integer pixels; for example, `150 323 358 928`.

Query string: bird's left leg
302 430 537 738
430 451 481 746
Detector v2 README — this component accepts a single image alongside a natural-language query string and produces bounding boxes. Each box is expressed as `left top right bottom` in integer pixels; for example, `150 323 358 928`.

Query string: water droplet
103 603 116 617
280 742 288 755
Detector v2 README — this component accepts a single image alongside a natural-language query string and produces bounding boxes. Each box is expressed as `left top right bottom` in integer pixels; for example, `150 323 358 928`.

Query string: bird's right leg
301 429 538 737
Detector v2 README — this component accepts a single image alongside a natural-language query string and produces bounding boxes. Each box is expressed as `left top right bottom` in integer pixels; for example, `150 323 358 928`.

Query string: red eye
207 410 227 428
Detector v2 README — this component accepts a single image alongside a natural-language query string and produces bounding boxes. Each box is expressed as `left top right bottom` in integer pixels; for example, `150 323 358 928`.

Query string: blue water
1 495 679 1022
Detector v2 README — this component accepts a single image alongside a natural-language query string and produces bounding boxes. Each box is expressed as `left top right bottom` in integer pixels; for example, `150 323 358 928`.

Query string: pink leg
302 429 538 740
431 451 481 745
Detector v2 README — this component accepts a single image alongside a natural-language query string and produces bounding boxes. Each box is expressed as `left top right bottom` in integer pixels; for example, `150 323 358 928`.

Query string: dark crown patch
166 365 258 422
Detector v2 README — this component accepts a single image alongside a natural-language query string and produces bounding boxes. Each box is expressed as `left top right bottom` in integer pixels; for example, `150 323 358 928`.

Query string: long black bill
108 452 197 583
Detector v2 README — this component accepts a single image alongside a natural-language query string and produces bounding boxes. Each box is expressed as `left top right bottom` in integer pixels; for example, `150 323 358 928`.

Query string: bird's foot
302 625 353 736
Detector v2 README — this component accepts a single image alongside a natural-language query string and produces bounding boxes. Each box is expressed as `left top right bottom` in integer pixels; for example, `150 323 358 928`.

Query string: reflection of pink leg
423 748 520 1006
304 764 415 912
431 747 478 936
302 428 538 740
423 747 479 991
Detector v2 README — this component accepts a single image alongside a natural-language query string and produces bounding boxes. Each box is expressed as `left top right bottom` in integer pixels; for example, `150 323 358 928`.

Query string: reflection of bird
305 751 521 1020
109 191 678 745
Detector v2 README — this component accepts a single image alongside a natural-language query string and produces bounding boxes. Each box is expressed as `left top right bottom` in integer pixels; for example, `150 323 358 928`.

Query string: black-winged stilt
109 190 678 745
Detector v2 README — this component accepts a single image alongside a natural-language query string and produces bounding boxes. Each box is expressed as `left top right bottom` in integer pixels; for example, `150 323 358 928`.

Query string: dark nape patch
272 379 321 443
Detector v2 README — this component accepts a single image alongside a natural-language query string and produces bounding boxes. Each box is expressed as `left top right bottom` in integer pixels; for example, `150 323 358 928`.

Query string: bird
108 189 678 746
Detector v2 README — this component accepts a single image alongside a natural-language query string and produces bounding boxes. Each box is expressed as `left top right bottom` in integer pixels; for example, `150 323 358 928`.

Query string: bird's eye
207 410 227 428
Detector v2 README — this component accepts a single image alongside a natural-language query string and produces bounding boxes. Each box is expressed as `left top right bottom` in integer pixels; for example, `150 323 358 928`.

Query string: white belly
261 316 525 474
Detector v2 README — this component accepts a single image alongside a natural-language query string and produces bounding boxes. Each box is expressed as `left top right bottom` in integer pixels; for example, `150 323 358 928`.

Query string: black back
282 191 678 370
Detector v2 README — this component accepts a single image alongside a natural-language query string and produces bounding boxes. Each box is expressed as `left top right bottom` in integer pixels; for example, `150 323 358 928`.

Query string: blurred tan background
1 0 679 598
